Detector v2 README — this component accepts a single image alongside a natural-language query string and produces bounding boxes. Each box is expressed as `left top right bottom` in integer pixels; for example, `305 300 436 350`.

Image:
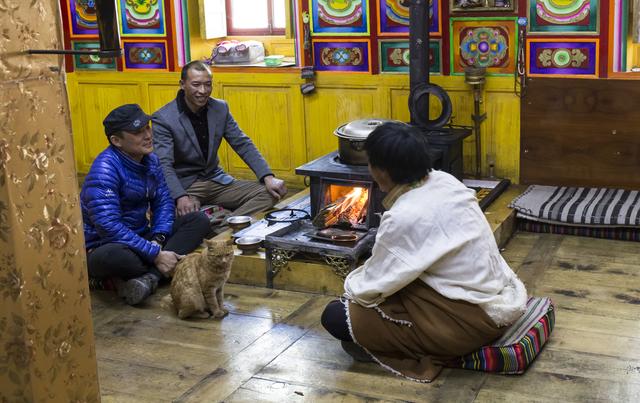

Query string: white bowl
226 216 252 231
235 236 262 254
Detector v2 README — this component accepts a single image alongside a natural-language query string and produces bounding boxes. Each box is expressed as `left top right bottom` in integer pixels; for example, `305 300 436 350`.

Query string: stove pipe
408 0 430 128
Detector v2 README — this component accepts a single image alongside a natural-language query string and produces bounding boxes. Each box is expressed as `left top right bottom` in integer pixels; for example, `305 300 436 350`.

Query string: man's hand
176 195 200 216
154 250 184 277
264 175 287 200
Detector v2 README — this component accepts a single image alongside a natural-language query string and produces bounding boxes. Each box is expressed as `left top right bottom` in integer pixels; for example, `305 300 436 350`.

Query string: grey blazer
152 97 272 200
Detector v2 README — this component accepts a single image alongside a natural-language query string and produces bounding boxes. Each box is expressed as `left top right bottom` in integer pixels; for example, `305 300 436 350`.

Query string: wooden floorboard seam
175 297 330 402
515 234 564 293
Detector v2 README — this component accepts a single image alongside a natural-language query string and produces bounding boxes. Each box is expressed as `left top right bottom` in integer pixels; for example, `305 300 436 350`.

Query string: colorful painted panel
528 39 598 77
378 0 441 36
529 0 599 34
173 0 190 66
450 17 517 75
72 42 117 70
608 0 626 73
310 0 369 35
123 41 168 70
451 0 516 12
68 0 99 36
119 0 166 36
379 39 441 74
313 40 371 72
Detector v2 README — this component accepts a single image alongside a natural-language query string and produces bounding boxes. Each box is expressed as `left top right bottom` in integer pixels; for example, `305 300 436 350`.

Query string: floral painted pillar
0 0 100 401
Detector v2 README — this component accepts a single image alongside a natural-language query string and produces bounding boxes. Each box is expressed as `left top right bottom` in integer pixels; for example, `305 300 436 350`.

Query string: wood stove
263 153 383 287
295 151 385 229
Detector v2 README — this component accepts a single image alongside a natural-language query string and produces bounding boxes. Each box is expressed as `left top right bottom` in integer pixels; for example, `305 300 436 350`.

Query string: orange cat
170 238 235 319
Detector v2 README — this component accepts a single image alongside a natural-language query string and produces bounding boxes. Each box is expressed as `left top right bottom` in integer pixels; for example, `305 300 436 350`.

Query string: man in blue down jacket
81 104 210 305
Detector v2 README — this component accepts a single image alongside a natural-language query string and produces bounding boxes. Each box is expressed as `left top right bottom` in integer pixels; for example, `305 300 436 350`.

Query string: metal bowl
226 216 252 232
235 236 263 254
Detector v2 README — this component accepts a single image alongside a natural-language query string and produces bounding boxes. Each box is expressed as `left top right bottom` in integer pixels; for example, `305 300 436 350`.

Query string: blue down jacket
80 146 175 263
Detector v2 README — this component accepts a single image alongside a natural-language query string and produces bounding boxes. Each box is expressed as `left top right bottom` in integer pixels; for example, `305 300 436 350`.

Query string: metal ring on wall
409 83 453 130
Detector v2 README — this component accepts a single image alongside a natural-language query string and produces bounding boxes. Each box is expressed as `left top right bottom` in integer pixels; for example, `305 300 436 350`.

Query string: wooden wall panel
148 84 180 115
69 80 143 172
390 89 410 122
521 78 640 189
68 72 521 184
486 90 520 181
446 89 476 176
222 85 306 183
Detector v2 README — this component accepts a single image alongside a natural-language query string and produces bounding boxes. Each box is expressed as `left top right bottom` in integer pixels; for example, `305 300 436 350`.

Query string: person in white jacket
320 121 527 382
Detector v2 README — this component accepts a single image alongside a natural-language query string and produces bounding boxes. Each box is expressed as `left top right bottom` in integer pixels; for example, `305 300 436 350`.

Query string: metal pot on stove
334 118 396 165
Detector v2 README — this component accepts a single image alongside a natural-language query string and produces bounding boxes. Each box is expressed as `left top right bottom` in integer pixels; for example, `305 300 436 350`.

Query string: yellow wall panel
485 91 520 180
390 89 410 122
67 72 522 183
70 80 143 172
446 90 476 175
221 85 306 183
148 84 180 114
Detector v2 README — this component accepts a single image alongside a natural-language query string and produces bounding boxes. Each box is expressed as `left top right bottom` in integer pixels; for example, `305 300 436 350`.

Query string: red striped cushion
447 300 555 374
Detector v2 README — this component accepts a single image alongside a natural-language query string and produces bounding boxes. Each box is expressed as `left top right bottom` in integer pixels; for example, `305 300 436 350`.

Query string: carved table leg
267 248 297 288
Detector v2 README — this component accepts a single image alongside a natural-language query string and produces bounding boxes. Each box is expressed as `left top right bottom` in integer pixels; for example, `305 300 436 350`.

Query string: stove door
312 178 384 229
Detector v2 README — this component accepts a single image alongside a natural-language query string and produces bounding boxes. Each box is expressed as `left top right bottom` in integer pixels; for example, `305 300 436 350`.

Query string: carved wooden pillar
0 0 100 401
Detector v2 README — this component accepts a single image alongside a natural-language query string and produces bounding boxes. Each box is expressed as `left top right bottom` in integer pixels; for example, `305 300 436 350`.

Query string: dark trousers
87 212 210 280
321 299 353 342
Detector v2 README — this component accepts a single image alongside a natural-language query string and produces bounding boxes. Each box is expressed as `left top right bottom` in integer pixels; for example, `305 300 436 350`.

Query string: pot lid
335 118 395 140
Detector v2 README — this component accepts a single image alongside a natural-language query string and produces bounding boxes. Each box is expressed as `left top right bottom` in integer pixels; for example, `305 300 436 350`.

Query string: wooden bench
217 185 524 295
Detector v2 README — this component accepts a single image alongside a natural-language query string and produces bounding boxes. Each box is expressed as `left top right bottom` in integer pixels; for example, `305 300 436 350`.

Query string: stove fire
322 185 369 227
296 151 386 229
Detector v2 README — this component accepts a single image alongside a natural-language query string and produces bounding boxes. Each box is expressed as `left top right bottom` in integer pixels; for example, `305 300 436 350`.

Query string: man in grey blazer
152 61 287 222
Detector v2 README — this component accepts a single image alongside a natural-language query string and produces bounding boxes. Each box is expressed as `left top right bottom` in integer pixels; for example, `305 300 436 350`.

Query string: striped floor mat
517 220 640 242
509 186 640 227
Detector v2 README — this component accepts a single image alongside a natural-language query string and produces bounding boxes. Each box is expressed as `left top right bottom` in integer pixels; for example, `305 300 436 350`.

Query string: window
225 0 286 36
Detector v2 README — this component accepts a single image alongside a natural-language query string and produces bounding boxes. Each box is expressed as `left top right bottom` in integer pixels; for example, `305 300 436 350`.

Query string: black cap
103 104 151 136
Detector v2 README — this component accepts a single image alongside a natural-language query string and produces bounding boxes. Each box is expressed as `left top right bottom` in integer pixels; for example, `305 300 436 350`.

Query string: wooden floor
91 231 640 402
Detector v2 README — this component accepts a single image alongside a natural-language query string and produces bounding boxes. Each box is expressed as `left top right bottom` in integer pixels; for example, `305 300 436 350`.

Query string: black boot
115 272 160 305
341 341 374 362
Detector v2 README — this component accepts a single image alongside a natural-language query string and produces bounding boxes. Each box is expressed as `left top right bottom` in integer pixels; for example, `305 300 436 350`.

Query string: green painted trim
182 0 191 63
449 18 455 75
622 0 629 70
